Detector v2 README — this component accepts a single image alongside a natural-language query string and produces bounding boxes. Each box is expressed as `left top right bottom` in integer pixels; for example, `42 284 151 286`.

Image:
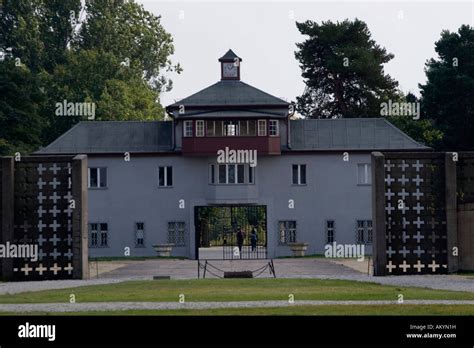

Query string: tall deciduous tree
0 0 179 155
419 24 474 150
77 0 180 92
295 19 399 118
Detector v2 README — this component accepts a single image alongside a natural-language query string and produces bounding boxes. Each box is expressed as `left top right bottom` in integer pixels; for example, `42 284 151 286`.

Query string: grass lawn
0 279 473 304
0 305 473 316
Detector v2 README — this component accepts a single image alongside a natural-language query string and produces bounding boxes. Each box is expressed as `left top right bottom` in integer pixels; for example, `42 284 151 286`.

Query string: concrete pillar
72 155 89 279
445 152 458 273
457 203 474 270
371 152 386 276
1 157 14 281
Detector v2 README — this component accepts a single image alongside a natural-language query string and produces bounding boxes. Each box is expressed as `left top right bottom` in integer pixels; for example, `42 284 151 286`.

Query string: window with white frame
218 164 245 184
168 221 185 246
258 120 267 136
183 120 193 137
269 120 279 136
357 163 372 185
89 223 108 248
196 120 205 137
278 220 297 245
326 220 335 244
88 167 107 188
135 222 145 247
158 166 173 187
292 164 306 185
356 220 373 244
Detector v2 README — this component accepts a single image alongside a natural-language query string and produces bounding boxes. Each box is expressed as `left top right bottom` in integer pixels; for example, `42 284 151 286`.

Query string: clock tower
219 49 242 80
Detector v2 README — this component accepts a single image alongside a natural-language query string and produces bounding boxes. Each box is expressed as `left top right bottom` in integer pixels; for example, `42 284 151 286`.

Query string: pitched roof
34 118 429 155
167 80 289 111
289 118 430 151
219 49 242 62
35 121 173 154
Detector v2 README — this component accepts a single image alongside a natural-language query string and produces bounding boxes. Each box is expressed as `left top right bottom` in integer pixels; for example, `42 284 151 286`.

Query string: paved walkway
1 300 473 313
0 258 472 295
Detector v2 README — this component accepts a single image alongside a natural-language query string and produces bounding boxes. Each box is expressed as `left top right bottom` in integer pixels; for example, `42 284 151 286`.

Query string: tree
0 61 45 155
77 0 180 92
0 0 80 73
295 19 399 118
386 93 443 149
0 0 179 154
419 25 474 150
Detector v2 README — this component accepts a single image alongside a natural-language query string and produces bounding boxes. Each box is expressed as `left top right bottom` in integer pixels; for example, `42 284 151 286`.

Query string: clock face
223 62 238 78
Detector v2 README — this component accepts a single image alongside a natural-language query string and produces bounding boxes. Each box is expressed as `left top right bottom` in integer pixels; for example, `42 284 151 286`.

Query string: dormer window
224 121 239 136
269 120 279 136
258 120 267 136
196 120 205 137
183 120 193 137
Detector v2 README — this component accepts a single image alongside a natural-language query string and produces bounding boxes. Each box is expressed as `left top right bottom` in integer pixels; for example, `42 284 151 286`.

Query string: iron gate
195 206 267 259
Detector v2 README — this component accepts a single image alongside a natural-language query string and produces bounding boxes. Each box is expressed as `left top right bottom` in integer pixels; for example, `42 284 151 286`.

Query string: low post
445 152 458 273
72 155 89 280
0 157 14 281
371 152 387 276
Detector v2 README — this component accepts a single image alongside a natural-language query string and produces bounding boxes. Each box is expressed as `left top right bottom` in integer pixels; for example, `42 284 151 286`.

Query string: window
356 220 373 244
224 121 239 136
88 168 107 188
269 120 279 136
239 120 248 136
326 221 335 244
357 164 372 185
248 120 256 136
215 121 223 136
237 165 245 184
292 164 306 185
168 222 185 246
89 223 108 248
196 120 205 137
206 121 215 136
278 221 297 245
135 222 145 247
183 120 193 137
209 164 215 184
158 166 173 187
217 164 245 184
258 120 267 136
248 166 255 184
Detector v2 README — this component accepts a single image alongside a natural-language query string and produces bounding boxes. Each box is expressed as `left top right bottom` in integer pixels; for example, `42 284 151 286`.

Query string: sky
137 0 473 107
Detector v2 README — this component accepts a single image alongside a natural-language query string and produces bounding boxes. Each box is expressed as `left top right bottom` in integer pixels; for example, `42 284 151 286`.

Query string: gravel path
1 300 473 313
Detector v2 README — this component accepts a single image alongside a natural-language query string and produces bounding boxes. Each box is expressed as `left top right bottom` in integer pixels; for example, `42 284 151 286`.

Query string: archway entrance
195 205 267 259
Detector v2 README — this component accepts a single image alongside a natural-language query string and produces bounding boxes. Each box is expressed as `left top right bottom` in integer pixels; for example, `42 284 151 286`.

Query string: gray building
36 50 429 259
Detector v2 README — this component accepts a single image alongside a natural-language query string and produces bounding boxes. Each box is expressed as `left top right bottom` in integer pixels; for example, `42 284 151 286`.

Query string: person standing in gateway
236 229 245 258
250 227 258 252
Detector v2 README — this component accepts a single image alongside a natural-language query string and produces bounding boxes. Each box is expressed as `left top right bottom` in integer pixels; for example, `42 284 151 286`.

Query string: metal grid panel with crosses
383 154 448 275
